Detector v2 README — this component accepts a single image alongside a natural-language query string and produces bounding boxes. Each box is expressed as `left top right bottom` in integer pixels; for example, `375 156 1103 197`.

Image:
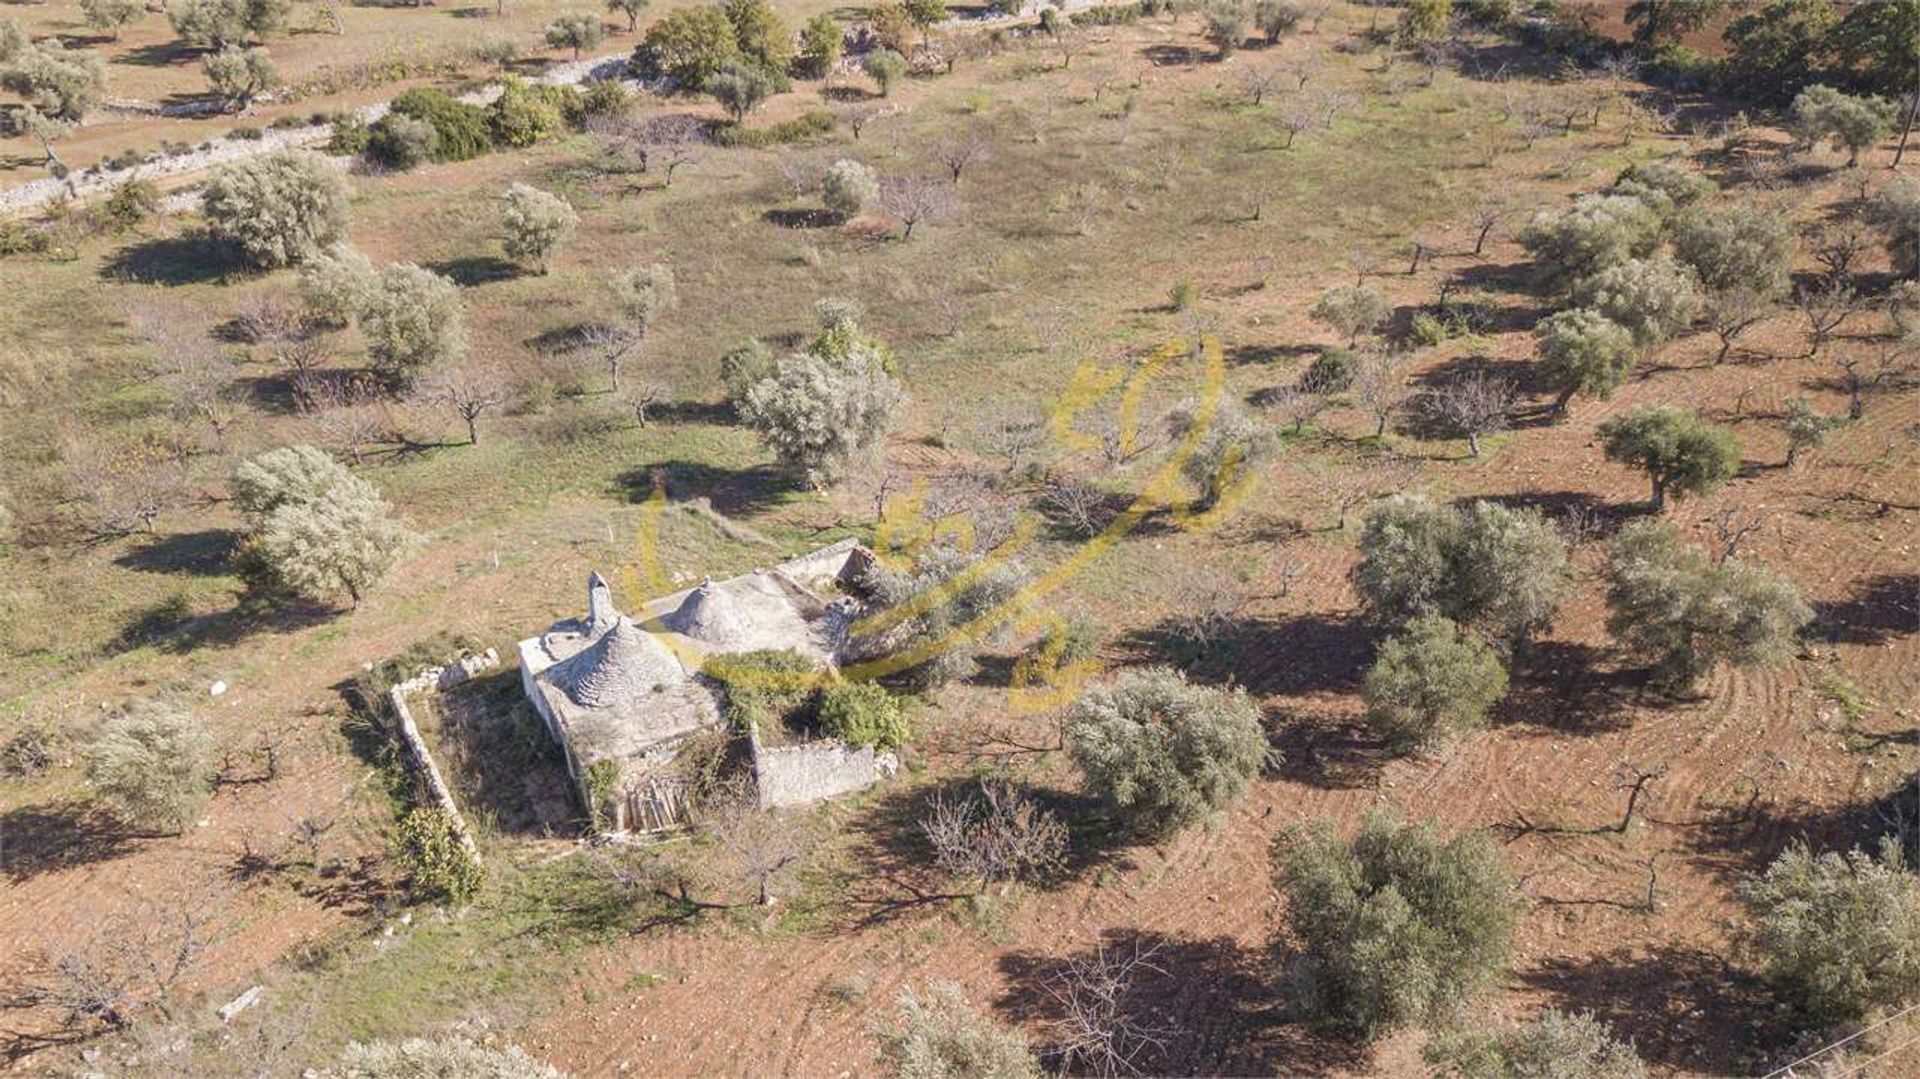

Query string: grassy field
2 2 1917 1075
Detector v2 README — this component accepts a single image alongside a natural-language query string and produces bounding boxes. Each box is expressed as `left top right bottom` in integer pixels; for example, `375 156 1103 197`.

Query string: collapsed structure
516 539 898 832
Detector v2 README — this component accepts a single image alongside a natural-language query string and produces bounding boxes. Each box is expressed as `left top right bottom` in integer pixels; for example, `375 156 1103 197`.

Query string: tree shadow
1142 43 1207 66
995 928 1367 1076
1811 573 1918 646
1675 768 1920 885
0 801 147 884
100 233 236 286
291 853 397 918
648 398 734 425
1466 489 1643 539
1518 945 1772 1072
111 528 239 576
426 255 521 286
1446 259 1539 295
1495 640 1648 736
817 84 875 102
1119 612 1375 698
113 38 205 67
1223 342 1318 366
762 207 835 229
1269 712 1387 791
616 460 792 517
108 591 338 657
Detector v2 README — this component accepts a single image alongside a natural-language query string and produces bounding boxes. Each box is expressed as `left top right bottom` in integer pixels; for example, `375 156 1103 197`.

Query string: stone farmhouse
516 538 899 832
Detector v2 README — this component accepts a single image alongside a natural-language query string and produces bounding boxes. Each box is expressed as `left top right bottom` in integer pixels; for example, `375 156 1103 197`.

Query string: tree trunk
466 414 479 445
1895 88 1919 168
1650 478 1666 511
1848 379 1863 420
1375 412 1389 437
1553 386 1576 414
1474 222 1494 255
1466 430 1480 457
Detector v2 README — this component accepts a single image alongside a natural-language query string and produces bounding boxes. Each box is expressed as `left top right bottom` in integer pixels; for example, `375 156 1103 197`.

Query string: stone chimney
586 572 617 632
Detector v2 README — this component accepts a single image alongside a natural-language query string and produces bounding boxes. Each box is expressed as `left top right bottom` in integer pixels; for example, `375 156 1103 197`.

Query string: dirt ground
1 3 1917 1076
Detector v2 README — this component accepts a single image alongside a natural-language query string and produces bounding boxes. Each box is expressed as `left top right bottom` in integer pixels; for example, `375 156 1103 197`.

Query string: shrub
1179 400 1272 509
1 725 58 778
725 0 795 72
201 150 349 268
98 176 160 231
501 182 578 273
1310 283 1390 345
364 113 439 170
1353 495 1569 646
1364 614 1508 751
0 40 106 122
1426 1010 1649 1079
1612 161 1714 210
609 262 678 329
821 158 878 219
819 680 910 749
1596 406 1739 511
298 242 379 323
578 78 631 118
486 76 563 148
339 1037 562 1078
202 43 276 110
1782 398 1836 467
864 48 907 96
922 779 1068 889
360 263 467 384
1518 194 1663 294
1066 665 1269 837
544 10 605 59
875 982 1041 1079
1274 812 1514 1038
633 5 738 88
856 547 1028 689
710 109 833 147
1791 84 1897 166
719 337 776 403
1303 345 1359 392
249 470 417 607
328 113 370 155
392 807 484 905
1740 839 1920 1028
84 700 214 834
388 87 492 161
1205 3 1248 56
1868 175 1920 279
1671 206 1796 298
1604 520 1812 690
1534 307 1636 411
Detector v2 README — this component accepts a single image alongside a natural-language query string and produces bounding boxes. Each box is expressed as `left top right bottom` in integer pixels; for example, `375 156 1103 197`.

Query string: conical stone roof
546 618 684 709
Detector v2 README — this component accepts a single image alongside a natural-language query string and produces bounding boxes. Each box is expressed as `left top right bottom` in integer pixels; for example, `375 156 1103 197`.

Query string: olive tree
0 38 107 121
864 47 907 96
739 349 903 488
202 150 350 269
1274 812 1514 1039
298 242 379 324
1066 665 1269 837
1571 255 1704 351
606 0 647 31
1364 613 1509 752
875 982 1041 1079
1518 194 1662 294
1671 207 1796 299
855 546 1028 689
202 44 276 110
80 0 145 38
822 158 878 220
709 58 779 122
360 263 467 385
1739 839 1920 1028
501 182 578 274
1310 283 1390 345
84 700 215 835
1534 308 1636 412
1426 1010 1649 1079
1604 520 1811 691
1596 406 1739 511
1180 400 1272 510
543 10 605 59
1352 495 1569 646
250 472 417 607
230 443 352 524
1781 398 1836 468
1867 175 1920 279
1790 84 1896 167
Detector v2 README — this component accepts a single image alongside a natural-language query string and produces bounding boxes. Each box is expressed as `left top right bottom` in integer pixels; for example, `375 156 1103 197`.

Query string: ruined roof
544 617 687 708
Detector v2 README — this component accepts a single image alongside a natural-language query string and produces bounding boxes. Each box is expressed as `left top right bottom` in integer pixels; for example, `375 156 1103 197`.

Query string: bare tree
921 779 1068 892
978 405 1048 475
1265 382 1332 434
590 113 710 188
60 433 191 538
1830 347 1917 419
414 363 508 445
1428 369 1514 457
231 292 306 346
934 130 992 184
619 379 671 427
8 908 207 1035
834 103 889 141
1284 50 1321 90
1162 572 1246 648
1322 453 1420 530
1466 190 1513 256
775 155 822 201
304 378 391 464
1053 25 1088 69
1705 287 1771 365
1044 939 1172 1077
1795 278 1864 358
1277 101 1316 149
1352 349 1416 437
574 322 642 394
1809 222 1873 285
1238 63 1282 106
694 780 805 907
879 174 957 239
1705 507 1764 564
1042 476 1120 537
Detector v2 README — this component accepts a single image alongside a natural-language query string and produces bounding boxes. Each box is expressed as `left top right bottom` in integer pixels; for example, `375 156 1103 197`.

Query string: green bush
819 680 911 750
705 648 819 728
1353 495 1570 646
876 982 1041 1079
578 78 631 118
393 806 485 905
711 108 833 147
1275 811 1515 1038
84 700 215 834
1426 1010 1648 1079
389 87 493 161
1303 346 1359 392
328 113 370 155
1364 613 1509 752
486 76 563 148
98 177 159 231
365 113 439 170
